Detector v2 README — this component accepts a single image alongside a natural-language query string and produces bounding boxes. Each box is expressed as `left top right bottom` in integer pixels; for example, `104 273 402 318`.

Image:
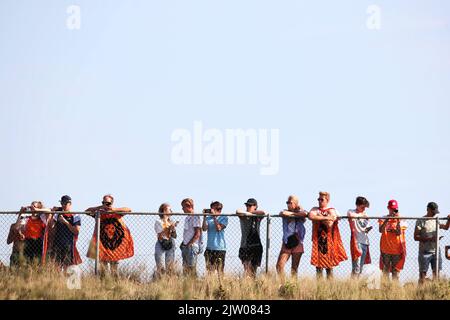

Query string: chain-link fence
1 211 449 284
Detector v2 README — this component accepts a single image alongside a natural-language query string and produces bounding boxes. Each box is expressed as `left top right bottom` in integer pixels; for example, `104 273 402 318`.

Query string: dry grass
0 264 449 300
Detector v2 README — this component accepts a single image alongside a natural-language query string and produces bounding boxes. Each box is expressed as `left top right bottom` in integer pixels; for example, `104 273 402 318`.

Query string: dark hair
355 196 370 208
210 201 223 211
158 203 171 219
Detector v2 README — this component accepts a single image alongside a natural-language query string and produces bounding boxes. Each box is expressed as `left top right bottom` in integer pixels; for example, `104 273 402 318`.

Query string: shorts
204 249 226 271
419 251 442 273
24 238 43 263
52 244 74 267
381 253 402 271
280 242 304 255
239 245 263 268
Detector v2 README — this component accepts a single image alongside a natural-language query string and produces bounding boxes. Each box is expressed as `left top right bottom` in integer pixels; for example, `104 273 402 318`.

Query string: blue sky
0 1 449 277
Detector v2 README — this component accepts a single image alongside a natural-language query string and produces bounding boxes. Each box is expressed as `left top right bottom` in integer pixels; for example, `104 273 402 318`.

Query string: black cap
427 202 439 213
244 198 258 206
60 195 72 204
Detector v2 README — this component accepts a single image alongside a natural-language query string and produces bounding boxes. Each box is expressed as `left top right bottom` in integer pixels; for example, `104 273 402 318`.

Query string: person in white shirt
154 203 178 277
347 196 373 276
180 198 202 277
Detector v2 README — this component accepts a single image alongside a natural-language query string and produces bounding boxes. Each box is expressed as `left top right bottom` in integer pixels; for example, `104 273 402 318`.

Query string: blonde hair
31 201 44 209
181 198 194 208
319 191 330 201
287 195 303 210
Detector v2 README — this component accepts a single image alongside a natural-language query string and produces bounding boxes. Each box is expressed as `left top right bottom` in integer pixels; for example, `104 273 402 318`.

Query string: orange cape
311 208 347 268
87 213 134 262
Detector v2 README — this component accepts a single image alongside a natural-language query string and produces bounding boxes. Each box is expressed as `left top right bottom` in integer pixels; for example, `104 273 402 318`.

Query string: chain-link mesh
1 212 449 284
269 215 450 283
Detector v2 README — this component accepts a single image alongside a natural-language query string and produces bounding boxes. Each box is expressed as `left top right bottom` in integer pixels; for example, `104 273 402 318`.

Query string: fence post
435 216 440 281
265 215 271 274
94 211 100 276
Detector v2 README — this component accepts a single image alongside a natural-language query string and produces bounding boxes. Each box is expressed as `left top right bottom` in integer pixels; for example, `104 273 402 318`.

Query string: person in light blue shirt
202 201 228 274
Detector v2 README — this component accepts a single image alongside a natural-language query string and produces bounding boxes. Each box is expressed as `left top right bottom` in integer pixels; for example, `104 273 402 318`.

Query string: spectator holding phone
414 202 450 284
154 203 178 277
347 196 372 276
378 200 407 281
21 201 51 264
202 201 228 275
276 195 307 281
49 195 82 269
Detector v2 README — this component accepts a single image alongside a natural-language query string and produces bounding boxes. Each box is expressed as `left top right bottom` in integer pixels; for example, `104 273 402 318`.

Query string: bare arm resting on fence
236 209 266 217
280 209 308 218
84 205 132 217
307 207 335 222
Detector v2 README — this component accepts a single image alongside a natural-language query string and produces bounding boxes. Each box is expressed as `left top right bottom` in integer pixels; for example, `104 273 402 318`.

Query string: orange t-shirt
378 218 407 255
24 217 46 239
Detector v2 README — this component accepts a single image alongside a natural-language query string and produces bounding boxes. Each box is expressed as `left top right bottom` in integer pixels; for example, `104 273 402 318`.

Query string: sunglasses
318 198 326 202
286 201 293 205
102 201 112 206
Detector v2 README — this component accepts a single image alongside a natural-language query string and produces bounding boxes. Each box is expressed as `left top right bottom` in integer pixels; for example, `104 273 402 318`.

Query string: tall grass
0 264 449 300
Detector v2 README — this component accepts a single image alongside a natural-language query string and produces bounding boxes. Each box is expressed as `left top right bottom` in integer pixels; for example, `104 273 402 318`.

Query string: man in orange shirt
378 199 407 281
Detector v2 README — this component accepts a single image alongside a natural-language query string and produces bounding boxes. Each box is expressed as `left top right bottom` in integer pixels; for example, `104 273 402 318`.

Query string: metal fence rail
0 211 449 284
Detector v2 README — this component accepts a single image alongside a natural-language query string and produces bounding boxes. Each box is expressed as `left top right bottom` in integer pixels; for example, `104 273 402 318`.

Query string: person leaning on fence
414 202 450 284
48 195 82 269
378 199 407 281
6 211 27 267
308 192 347 280
85 194 134 276
154 203 178 277
21 201 51 265
276 195 308 281
236 198 266 277
347 196 373 277
180 198 203 277
202 201 228 275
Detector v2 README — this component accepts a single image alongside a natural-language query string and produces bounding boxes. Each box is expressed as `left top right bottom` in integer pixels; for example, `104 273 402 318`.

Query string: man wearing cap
378 200 407 281
236 198 266 277
49 195 82 269
414 202 450 284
